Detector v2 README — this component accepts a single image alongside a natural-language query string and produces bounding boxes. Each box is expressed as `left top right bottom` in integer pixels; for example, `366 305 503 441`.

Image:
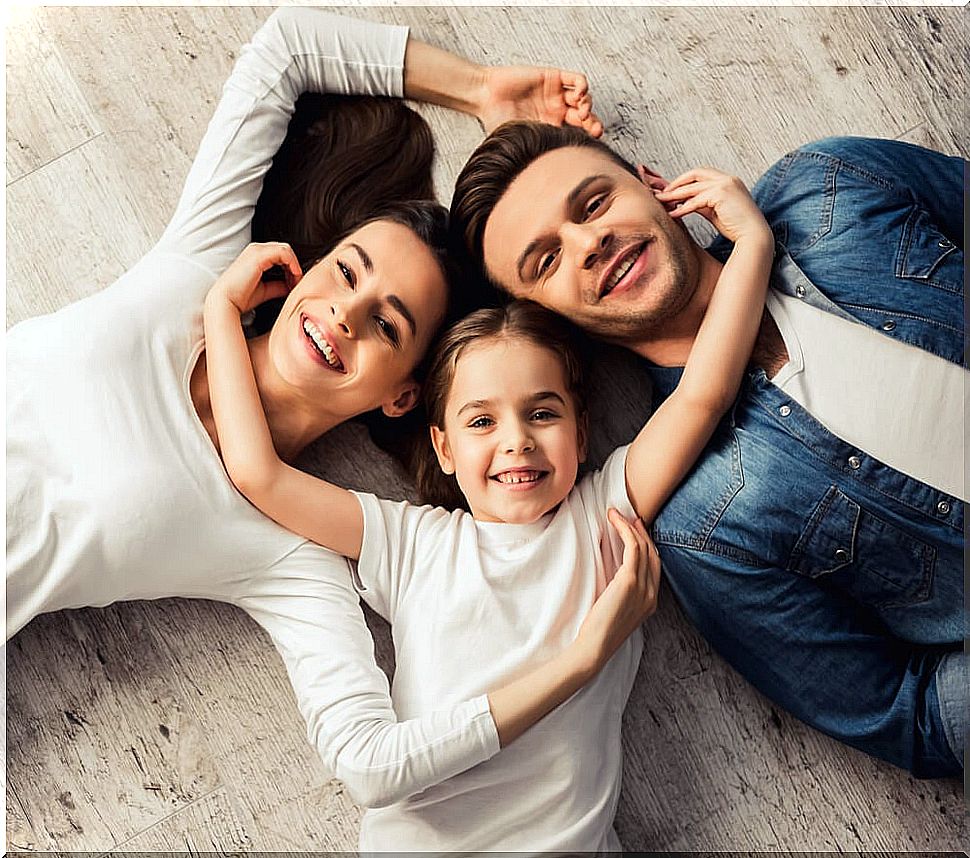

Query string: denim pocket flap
788 485 934 608
896 205 959 285
790 486 858 577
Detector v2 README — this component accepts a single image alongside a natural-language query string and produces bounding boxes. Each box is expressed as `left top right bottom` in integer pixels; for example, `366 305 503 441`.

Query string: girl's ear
429 424 456 475
381 379 420 417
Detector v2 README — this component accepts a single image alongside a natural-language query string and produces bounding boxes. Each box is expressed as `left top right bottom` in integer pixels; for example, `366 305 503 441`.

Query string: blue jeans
646 137 966 778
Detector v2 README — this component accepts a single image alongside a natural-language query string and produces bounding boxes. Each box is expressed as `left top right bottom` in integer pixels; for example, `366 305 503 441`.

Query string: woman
6 7 617 811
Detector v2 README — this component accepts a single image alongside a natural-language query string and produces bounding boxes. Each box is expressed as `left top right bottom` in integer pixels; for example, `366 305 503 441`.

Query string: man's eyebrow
387 294 417 338
514 174 609 282
349 243 373 274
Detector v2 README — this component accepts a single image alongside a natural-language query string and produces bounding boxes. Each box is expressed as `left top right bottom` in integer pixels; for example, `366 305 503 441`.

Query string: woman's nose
330 301 354 337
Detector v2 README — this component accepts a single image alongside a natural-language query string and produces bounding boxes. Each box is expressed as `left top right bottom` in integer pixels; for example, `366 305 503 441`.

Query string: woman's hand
206 241 303 315
574 509 661 673
652 167 773 246
477 65 603 137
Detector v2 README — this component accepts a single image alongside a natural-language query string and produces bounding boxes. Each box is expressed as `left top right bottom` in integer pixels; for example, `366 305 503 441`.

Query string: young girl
203 168 773 851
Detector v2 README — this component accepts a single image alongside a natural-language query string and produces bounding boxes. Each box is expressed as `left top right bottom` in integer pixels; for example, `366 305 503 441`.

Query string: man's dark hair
449 120 638 293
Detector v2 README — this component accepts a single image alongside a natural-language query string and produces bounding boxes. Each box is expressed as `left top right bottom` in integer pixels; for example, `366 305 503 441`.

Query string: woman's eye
375 316 399 346
337 260 356 289
583 194 606 220
469 416 493 429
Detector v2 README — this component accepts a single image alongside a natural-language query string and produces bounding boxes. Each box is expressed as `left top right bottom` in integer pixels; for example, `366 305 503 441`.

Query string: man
449 125 966 778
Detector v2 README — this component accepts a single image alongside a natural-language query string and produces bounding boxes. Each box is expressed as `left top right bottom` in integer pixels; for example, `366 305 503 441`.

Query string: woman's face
269 219 448 418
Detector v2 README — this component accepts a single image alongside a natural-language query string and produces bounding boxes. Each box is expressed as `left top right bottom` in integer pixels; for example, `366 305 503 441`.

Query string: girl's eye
375 316 399 346
337 260 356 289
469 416 494 429
583 194 606 221
531 409 557 421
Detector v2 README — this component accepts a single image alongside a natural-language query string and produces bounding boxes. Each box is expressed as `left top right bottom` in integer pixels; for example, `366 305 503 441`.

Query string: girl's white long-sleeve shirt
6 8 499 810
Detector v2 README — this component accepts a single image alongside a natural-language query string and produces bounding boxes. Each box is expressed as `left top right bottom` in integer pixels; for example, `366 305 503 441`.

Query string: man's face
482 146 698 343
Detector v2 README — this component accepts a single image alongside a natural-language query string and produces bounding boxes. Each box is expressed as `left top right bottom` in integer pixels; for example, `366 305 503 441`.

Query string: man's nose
564 223 613 270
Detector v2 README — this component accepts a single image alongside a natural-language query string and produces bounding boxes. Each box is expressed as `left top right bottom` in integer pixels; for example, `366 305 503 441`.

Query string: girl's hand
575 509 661 671
207 241 303 315
477 65 603 137
653 167 772 246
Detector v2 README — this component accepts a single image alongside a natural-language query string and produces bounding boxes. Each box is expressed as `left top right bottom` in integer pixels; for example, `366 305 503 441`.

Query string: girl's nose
504 427 536 455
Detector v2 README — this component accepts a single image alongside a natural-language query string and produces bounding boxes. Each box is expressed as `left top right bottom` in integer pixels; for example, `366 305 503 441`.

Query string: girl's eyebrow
531 391 567 406
457 399 490 418
456 391 566 418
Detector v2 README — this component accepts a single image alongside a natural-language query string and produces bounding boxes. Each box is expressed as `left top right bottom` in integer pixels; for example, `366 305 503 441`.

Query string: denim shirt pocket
896 205 962 294
787 485 935 609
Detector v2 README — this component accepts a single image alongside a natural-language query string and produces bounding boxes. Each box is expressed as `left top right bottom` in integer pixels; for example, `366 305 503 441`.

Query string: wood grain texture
6 5 966 852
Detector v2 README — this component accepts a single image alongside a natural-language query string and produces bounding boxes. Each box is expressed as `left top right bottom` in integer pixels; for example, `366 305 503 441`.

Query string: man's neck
624 247 789 377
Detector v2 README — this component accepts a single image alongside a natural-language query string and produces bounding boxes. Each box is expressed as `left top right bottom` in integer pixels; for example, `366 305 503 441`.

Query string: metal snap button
795 285 806 298
881 320 896 332
779 405 791 417
834 548 850 563
937 500 951 515
938 238 953 249
848 455 861 470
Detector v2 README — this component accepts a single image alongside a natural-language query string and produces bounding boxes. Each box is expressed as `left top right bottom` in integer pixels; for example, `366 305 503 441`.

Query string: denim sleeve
786 136 965 247
657 544 963 778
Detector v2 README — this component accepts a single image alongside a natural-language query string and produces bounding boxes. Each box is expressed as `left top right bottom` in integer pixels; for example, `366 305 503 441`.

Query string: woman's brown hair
414 300 590 511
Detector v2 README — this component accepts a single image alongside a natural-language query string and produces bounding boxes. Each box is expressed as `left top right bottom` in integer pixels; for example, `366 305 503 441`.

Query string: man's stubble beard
578 225 698 346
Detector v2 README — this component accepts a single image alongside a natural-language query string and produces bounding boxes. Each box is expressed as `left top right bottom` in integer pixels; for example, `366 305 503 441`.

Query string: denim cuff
936 649 968 769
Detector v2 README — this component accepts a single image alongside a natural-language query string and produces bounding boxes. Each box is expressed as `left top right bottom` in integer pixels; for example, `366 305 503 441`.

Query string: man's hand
653 167 772 246
206 242 302 316
477 65 603 137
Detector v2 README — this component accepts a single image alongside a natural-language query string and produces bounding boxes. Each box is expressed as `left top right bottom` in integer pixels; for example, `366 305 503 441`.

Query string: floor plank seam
6 131 106 188
102 783 225 853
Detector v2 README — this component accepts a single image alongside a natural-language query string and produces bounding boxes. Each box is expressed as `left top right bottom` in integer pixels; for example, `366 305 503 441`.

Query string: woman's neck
191 335 342 464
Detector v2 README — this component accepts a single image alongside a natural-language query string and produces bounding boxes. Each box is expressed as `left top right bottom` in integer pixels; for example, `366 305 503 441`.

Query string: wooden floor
6 5 967 852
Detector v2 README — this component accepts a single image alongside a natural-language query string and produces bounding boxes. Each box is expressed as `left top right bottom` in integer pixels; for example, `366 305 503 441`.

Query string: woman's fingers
560 70 589 102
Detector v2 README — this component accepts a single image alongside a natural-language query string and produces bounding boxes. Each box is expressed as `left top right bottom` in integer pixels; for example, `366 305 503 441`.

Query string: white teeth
303 319 340 368
605 249 639 293
495 471 541 485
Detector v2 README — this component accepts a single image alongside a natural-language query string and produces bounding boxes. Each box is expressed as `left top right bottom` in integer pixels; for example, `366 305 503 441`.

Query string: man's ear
381 379 420 418
637 163 668 191
577 412 589 465
429 424 456 475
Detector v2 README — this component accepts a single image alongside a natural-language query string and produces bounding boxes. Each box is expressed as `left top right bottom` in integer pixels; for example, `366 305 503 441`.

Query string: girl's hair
413 300 589 511
250 93 464 461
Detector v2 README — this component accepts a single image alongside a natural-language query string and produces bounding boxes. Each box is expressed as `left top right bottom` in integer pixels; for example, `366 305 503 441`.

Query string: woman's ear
381 379 420 417
429 424 456 475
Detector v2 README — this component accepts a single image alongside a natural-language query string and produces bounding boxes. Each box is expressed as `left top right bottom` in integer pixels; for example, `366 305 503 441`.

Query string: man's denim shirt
643 137 965 778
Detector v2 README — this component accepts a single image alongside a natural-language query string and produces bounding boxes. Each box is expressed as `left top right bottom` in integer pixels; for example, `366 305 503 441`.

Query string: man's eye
583 194 606 220
469 416 493 429
538 248 559 276
337 260 355 289
375 316 399 346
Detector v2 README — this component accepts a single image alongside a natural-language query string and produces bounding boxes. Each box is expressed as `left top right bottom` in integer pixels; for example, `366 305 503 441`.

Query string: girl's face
269 219 448 419
431 336 586 524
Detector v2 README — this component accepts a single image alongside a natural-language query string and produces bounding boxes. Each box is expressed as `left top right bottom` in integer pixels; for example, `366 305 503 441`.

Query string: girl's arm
624 169 774 524
203 242 365 560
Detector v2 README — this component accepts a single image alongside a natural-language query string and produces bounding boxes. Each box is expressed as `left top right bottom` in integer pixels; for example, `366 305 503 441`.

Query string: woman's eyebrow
349 242 373 274
387 294 416 338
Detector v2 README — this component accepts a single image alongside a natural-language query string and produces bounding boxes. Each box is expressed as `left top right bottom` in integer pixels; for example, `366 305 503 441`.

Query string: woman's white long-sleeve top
6 8 499 809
